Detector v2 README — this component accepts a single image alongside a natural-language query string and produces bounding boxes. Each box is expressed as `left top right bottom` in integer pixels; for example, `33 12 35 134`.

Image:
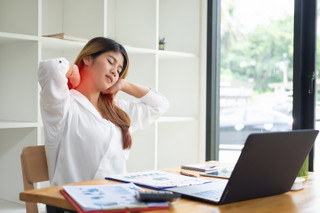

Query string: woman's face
85 51 124 91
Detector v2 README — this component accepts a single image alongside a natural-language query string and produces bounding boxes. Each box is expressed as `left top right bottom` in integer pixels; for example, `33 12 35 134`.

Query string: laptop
166 130 318 205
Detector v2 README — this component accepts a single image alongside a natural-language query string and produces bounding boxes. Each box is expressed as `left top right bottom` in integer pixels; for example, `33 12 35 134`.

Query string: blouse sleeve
38 57 70 142
116 89 170 132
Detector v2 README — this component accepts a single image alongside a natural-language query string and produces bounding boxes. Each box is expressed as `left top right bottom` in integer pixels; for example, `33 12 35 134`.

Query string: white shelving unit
0 0 206 210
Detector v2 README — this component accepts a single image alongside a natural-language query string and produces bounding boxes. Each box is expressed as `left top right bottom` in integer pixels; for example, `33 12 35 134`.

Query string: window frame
206 0 318 170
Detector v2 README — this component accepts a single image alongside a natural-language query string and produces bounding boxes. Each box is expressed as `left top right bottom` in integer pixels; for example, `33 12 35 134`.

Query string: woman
38 37 169 186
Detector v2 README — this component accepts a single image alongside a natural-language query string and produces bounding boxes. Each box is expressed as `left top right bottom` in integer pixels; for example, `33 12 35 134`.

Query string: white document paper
107 170 211 189
63 183 168 211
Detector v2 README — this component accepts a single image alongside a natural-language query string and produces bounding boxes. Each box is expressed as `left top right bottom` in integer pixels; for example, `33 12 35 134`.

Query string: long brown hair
74 37 132 149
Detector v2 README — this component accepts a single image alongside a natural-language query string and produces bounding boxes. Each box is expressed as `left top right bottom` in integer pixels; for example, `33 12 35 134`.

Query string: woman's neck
75 83 100 110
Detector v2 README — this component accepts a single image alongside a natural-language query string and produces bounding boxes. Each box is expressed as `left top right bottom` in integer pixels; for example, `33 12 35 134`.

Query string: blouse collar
70 89 102 119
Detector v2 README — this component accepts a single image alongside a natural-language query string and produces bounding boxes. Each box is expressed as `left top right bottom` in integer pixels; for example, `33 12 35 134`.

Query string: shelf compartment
0 0 38 36
109 0 157 49
116 53 157 101
157 121 199 169
159 0 200 54
0 128 37 203
0 40 39 122
127 53 157 88
127 124 156 172
42 0 104 40
159 57 200 117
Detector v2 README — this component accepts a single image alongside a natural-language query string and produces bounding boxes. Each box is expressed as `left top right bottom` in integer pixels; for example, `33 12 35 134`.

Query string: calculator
135 190 181 202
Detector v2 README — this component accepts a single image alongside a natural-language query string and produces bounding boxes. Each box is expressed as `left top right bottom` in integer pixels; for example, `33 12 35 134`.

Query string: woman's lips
105 75 113 83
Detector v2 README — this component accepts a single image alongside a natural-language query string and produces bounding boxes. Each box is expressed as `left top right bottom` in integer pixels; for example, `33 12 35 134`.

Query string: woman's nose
111 68 116 76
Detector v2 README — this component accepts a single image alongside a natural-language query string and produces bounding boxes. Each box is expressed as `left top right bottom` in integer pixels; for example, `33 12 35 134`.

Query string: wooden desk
20 164 320 213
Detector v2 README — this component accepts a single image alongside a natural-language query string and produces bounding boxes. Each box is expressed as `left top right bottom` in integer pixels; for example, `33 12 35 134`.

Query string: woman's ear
83 56 92 66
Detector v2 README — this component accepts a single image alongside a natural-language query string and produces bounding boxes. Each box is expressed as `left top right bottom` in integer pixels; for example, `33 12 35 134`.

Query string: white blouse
38 57 169 186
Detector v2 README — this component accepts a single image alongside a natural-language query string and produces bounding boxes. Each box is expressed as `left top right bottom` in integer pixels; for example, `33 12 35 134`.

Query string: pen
180 171 197 178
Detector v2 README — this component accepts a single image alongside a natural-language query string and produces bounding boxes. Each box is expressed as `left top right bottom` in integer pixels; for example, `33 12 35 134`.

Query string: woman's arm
121 80 150 98
38 58 72 139
104 79 150 98
116 88 170 132
113 82 169 133
104 78 169 132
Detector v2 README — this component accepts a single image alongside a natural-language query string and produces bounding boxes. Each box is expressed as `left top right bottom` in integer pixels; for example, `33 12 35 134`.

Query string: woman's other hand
66 64 80 89
103 79 125 95
103 79 150 98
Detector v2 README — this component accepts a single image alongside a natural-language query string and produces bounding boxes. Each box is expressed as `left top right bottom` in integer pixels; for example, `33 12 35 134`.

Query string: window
220 0 294 163
207 0 318 171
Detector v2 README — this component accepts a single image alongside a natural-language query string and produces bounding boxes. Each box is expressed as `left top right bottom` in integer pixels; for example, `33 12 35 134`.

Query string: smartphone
200 167 233 179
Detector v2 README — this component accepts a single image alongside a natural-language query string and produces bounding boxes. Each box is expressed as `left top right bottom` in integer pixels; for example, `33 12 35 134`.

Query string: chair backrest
20 145 49 213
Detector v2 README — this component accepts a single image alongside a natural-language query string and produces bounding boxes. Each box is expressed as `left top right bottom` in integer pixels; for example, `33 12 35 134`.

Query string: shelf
0 0 204 204
124 45 157 55
123 45 198 59
158 50 197 59
157 116 197 123
0 121 38 129
40 36 86 50
0 33 196 59
38 37 198 59
0 32 38 43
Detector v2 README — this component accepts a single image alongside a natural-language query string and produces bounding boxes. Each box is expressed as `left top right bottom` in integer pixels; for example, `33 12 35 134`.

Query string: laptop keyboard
193 188 224 201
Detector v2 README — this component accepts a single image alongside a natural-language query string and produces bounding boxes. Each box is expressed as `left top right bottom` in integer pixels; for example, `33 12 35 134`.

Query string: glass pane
219 0 294 163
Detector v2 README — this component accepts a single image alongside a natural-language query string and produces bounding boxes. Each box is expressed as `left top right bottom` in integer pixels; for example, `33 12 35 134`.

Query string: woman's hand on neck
103 79 150 99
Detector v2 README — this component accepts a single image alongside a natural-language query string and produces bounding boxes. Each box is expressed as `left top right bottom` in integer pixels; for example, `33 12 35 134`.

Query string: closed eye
107 55 123 74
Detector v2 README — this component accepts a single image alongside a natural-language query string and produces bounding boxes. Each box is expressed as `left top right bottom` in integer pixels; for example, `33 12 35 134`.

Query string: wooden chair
20 145 49 213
